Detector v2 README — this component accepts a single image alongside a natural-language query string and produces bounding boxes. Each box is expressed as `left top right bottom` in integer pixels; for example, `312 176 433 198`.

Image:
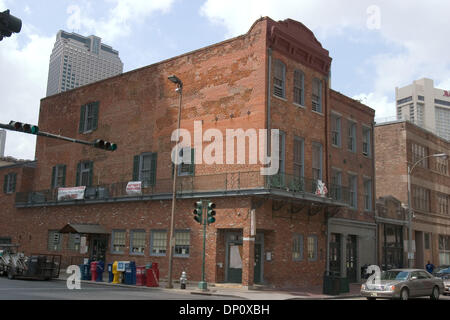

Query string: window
293 234 303 261
273 60 286 98
51 165 66 188
412 186 430 212
437 193 449 215
67 233 81 251
47 230 62 251
411 143 428 168
349 174 358 209
362 126 371 157
331 169 342 201
150 230 167 256
79 101 99 133
133 152 157 187
178 147 195 176
112 230 126 254
347 121 356 152
293 70 304 105
331 114 341 147
312 142 322 181
439 235 450 265
312 78 322 113
364 178 373 211
397 96 412 105
435 155 448 175
130 230 146 255
307 235 318 261
293 137 304 179
76 161 93 187
3 173 16 194
174 230 190 257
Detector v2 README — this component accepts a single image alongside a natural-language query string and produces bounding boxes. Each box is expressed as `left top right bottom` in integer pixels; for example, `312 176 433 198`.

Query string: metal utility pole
166 75 183 289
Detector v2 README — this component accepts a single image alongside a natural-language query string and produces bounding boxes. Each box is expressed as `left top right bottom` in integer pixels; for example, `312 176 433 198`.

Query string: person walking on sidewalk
425 261 435 274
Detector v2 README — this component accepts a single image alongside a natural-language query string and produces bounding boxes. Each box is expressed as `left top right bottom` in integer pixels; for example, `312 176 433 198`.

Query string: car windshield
381 271 410 281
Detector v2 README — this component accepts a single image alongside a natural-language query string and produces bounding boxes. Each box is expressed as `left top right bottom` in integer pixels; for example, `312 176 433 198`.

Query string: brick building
0 17 375 288
375 120 450 268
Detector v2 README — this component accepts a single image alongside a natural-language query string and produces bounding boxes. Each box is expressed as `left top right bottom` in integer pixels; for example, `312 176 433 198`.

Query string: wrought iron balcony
15 171 350 207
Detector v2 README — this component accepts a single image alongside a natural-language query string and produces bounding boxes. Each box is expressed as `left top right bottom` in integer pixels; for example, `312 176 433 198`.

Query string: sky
1 0 450 160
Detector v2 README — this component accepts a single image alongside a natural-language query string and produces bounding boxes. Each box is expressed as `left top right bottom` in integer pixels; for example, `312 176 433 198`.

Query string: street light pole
167 75 183 289
406 153 448 268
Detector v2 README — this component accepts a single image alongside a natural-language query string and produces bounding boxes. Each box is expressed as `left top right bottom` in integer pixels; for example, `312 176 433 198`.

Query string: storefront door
90 235 108 262
329 233 341 275
346 235 357 283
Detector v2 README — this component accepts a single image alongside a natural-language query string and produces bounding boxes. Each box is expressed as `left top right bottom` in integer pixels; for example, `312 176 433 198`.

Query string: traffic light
0 10 22 41
207 201 216 224
193 201 203 224
93 139 117 151
8 121 39 134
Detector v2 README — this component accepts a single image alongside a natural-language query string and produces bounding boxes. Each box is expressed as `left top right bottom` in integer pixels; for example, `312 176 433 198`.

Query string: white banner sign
126 181 142 195
57 186 86 201
80 236 88 254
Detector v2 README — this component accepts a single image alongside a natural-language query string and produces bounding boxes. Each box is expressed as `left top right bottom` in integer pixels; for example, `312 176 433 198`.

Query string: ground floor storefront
4 196 339 288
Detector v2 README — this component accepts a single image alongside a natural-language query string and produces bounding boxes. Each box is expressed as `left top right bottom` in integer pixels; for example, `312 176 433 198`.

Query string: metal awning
59 223 109 234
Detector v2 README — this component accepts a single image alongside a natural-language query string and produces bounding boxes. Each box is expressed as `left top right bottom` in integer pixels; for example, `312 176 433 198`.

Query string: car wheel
430 286 440 300
400 288 409 300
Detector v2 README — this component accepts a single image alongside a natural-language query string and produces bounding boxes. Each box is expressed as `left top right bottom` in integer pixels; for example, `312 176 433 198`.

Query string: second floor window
312 78 322 113
273 60 286 98
331 169 342 201
293 137 304 179
133 152 157 187
51 165 66 188
411 143 428 168
349 174 357 209
47 230 62 251
312 142 322 181
412 186 430 212
437 193 449 215
76 161 93 187
3 173 16 194
79 101 99 133
364 179 372 211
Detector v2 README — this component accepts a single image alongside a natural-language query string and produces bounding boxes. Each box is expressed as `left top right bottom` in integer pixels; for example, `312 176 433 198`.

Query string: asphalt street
0 277 240 300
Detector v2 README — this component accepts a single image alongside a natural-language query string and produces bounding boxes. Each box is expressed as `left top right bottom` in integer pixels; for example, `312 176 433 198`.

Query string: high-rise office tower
46 30 123 96
396 78 450 141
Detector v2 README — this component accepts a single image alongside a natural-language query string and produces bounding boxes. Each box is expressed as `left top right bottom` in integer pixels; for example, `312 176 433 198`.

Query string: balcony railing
15 171 350 206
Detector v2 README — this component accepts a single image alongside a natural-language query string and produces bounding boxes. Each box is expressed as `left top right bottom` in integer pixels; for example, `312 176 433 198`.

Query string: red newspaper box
146 264 159 287
136 266 146 286
90 261 98 281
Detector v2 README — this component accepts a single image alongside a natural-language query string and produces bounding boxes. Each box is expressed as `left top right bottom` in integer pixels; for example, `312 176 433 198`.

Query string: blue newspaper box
107 263 113 283
96 261 104 282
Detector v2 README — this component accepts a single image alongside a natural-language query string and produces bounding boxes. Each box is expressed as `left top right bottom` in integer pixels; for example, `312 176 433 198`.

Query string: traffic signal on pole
193 201 203 224
207 201 216 224
8 121 39 134
93 139 117 151
0 10 22 41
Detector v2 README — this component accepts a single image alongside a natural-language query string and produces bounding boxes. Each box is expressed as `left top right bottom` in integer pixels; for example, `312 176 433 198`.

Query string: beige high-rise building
396 78 450 141
46 30 123 97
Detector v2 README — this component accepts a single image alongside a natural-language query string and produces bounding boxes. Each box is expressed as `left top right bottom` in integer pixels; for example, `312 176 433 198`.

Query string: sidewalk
58 270 362 300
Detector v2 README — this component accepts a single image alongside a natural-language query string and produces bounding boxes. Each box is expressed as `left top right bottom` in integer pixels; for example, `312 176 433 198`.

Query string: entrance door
227 243 243 283
346 235 357 283
254 243 262 284
90 235 108 262
329 233 341 275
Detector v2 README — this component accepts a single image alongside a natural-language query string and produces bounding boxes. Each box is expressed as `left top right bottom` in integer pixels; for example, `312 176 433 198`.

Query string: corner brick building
375 120 450 268
0 17 376 288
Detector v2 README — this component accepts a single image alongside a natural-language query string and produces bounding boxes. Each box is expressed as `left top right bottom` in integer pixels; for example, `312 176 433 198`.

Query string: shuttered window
76 161 93 187
293 70 304 105
48 230 62 251
51 164 66 188
133 152 157 187
79 101 99 133
293 137 304 179
312 142 322 181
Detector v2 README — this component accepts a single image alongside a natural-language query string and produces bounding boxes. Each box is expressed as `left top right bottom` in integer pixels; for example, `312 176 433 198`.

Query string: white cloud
0 25 54 160
200 0 450 119
66 0 176 42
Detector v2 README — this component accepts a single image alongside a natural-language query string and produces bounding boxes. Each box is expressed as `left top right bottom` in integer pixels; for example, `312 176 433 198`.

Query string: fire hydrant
180 271 187 289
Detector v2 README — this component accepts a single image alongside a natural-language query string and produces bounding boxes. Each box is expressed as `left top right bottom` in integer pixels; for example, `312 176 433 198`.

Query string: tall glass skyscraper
396 78 450 141
46 30 123 97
